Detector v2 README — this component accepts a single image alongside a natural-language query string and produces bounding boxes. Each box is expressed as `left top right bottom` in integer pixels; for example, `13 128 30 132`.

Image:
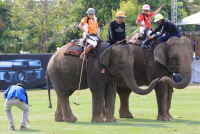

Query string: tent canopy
177 11 200 25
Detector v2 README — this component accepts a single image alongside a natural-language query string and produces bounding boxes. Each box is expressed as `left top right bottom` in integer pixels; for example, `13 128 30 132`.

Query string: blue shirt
150 19 181 38
4 85 28 105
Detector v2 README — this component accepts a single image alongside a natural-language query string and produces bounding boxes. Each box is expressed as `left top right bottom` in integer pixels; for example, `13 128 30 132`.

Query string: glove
161 4 165 9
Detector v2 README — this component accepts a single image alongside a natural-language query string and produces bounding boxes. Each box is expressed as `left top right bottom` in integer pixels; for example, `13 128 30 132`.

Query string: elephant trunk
122 68 159 95
160 62 192 89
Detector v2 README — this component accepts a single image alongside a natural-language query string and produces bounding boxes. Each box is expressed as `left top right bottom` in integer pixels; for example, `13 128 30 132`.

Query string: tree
0 1 12 53
5 0 73 53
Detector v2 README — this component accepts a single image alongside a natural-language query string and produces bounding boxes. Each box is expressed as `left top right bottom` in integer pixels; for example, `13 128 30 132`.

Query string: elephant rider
101 11 126 73
136 4 164 39
142 14 182 49
78 8 100 61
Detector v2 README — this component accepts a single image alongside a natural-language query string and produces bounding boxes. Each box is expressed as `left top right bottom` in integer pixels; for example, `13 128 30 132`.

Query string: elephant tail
46 72 52 109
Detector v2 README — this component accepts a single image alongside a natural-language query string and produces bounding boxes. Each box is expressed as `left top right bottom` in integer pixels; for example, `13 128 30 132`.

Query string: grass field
0 85 200 134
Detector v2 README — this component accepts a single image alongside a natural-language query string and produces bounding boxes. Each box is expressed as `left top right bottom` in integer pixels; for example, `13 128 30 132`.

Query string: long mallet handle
75 38 87 105
110 35 134 48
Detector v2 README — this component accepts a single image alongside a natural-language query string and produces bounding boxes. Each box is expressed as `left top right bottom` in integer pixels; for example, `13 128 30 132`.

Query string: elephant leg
54 90 74 122
155 82 171 121
105 82 117 122
167 85 173 119
117 87 133 118
55 97 64 122
58 95 77 122
52 78 77 122
90 86 105 123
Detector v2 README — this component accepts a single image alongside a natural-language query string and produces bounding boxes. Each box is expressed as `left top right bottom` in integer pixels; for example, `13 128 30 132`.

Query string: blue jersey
4 85 28 105
150 19 180 38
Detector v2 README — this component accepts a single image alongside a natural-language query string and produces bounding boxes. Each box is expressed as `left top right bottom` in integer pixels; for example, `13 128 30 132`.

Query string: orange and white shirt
81 17 98 34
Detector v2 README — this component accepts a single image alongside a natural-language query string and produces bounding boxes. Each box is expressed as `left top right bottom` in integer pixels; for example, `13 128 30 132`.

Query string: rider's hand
143 25 148 28
116 41 121 44
148 36 154 40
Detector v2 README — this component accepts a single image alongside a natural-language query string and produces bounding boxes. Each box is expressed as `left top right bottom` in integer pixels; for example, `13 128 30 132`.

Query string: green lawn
0 85 200 134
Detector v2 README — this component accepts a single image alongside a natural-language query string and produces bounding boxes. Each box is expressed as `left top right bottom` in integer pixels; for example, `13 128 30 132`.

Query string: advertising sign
0 54 52 90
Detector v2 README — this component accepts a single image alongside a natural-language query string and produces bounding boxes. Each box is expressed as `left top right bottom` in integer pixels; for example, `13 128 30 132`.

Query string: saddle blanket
63 42 94 57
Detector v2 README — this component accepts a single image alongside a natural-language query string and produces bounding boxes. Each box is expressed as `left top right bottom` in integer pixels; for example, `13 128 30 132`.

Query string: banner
0 54 52 90
191 58 200 83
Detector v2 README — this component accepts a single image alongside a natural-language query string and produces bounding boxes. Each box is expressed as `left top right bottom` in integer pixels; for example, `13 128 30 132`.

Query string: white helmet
142 4 150 10
154 14 164 22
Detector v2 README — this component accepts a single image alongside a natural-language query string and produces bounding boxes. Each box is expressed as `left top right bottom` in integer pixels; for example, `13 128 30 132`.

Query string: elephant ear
154 42 168 67
99 48 112 69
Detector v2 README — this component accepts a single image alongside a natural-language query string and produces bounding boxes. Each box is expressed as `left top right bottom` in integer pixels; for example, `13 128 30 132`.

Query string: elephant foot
119 111 133 118
55 112 64 122
105 117 117 122
156 114 171 121
91 116 104 123
55 117 64 122
63 116 77 122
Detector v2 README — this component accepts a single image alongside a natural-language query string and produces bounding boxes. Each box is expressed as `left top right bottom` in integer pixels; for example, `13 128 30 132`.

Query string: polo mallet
110 34 136 48
74 37 88 105
110 29 146 48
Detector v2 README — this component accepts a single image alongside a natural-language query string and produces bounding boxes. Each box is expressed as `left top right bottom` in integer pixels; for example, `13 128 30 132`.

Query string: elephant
46 41 159 122
100 36 193 121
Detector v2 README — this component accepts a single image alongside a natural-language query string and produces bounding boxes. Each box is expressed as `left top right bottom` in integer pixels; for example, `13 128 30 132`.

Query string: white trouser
87 35 99 48
4 99 29 127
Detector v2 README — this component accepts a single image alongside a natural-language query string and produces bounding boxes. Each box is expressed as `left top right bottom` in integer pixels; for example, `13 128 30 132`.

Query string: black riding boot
142 38 151 49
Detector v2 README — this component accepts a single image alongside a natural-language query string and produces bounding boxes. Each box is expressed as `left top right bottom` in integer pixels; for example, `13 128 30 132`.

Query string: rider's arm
151 22 167 38
78 23 87 33
154 5 163 15
95 22 100 38
109 21 117 44
154 4 165 16
123 22 127 44
96 27 100 37
150 23 162 36
78 17 87 33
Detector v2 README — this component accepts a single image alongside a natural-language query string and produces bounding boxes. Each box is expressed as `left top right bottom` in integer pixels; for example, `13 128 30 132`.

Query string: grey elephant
46 42 159 122
100 36 193 121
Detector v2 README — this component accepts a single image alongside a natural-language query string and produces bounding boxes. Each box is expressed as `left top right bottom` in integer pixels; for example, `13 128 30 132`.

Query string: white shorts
87 36 99 48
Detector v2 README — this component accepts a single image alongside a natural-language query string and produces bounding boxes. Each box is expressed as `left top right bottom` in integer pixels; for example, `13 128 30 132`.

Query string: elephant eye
172 55 179 64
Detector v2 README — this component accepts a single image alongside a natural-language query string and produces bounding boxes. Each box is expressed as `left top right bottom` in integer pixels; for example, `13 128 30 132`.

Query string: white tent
177 11 200 25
